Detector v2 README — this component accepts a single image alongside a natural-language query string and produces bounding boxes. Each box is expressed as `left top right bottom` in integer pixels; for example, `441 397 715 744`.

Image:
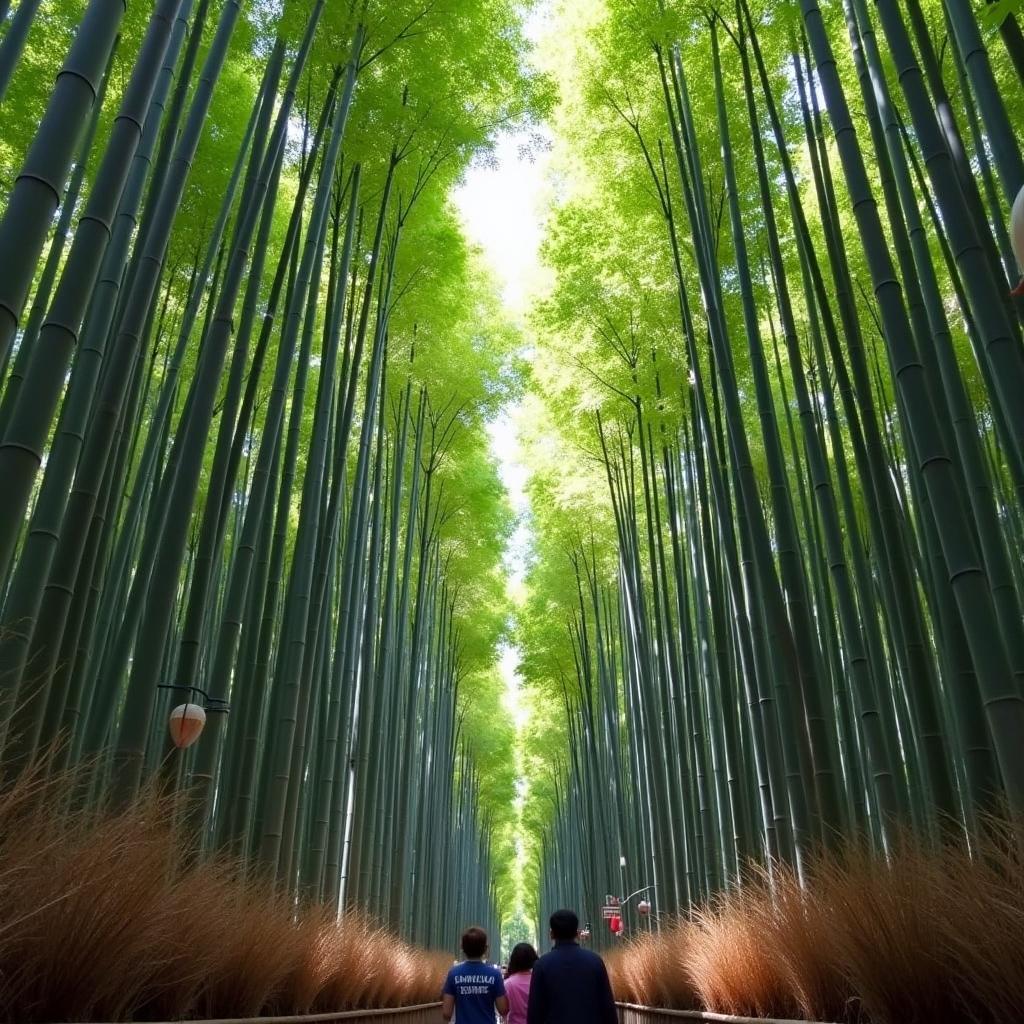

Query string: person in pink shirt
503 942 539 1024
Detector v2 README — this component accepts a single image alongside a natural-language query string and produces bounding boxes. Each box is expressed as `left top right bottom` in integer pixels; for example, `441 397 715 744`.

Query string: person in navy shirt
442 926 508 1023
526 909 618 1024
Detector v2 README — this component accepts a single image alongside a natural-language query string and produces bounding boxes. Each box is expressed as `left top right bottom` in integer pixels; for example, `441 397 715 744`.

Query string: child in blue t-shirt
442 927 508 1023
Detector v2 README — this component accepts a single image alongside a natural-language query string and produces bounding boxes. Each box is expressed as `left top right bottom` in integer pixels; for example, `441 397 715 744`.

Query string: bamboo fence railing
617 1004 835 1024
75 1000 838 1024
69 1005 443 1024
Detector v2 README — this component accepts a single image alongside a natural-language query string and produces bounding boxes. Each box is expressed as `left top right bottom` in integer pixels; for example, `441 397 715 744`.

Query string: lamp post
619 854 627 932
611 854 656 938
617 884 656 936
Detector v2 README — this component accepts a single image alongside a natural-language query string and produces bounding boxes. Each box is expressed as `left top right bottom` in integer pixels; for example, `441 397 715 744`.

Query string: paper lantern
608 914 622 935
580 927 591 942
168 703 206 749
1011 184 1024 296
637 898 651 916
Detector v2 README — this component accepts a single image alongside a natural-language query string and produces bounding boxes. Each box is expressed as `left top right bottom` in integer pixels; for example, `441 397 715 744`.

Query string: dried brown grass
0 767 447 1022
608 825 1024 1023
606 923 699 1010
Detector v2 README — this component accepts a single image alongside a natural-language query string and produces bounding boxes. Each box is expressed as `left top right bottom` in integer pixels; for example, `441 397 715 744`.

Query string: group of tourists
441 909 618 1024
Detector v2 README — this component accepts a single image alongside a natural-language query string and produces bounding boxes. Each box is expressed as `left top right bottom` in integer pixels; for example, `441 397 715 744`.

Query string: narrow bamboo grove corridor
1 0 1024 1020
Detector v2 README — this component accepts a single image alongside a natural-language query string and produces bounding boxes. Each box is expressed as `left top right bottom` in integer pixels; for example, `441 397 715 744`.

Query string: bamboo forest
1 0 1024 1019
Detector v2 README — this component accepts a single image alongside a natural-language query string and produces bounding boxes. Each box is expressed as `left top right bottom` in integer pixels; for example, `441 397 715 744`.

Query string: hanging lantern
580 927 591 942
168 703 206 749
608 914 622 935
1010 183 1024 295
637 898 651 917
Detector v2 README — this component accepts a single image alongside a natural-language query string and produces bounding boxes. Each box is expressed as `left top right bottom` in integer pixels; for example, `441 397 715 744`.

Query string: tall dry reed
0 766 449 1022
606 923 699 1010
608 825 1024 1023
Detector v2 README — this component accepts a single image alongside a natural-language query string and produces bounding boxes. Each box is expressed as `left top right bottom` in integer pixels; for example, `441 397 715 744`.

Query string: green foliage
514 0 1024 934
4 0 1024 956
0 0 548 951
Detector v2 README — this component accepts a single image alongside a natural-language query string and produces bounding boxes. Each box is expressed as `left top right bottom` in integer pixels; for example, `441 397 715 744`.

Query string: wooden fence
617 1003 834 1024
68 1001 837 1023
64 1004 443 1024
